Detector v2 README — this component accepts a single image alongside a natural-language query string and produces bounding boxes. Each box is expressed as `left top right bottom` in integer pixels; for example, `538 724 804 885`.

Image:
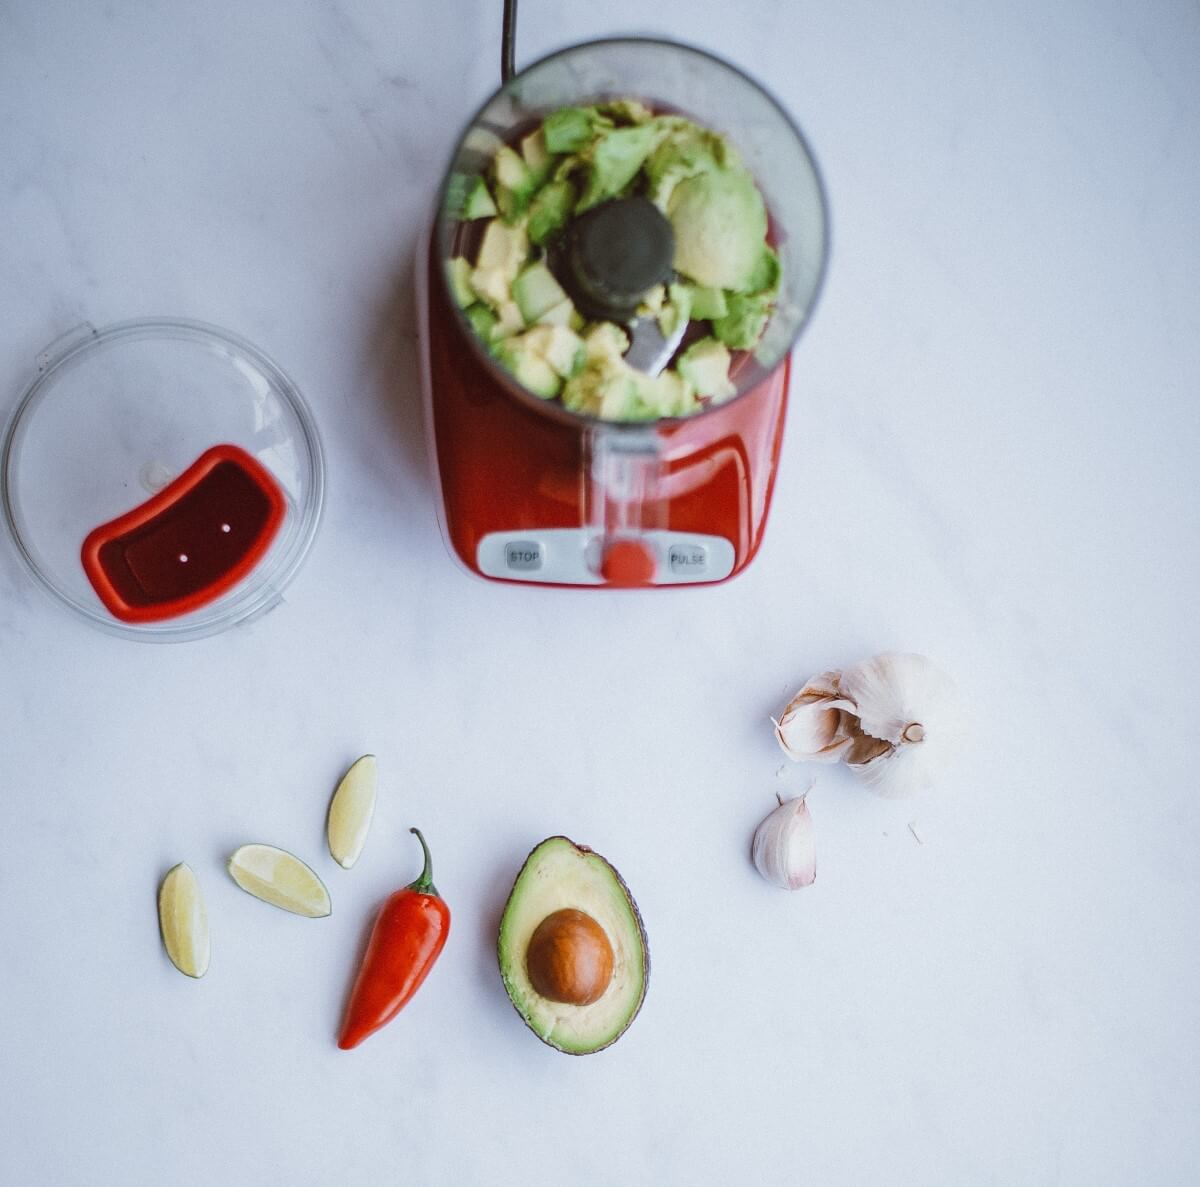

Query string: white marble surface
2 2 1198 1184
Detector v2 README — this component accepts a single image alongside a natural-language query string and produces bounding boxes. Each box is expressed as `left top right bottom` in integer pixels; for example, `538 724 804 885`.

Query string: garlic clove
774 671 857 763
840 653 964 798
751 789 816 889
843 716 893 767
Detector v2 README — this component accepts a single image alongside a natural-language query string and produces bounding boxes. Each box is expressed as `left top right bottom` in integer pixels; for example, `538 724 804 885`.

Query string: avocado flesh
494 146 540 221
513 261 568 324
576 123 660 213
712 292 771 350
543 106 601 154
668 168 767 290
686 283 728 321
447 257 476 308
462 176 498 220
645 120 729 210
534 297 577 327
475 218 528 277
678 336 736 401
461 105 781 417
464 302 498 343
528 179 576 246
498 836 648 1055
657 282 693 340
496 339 560 398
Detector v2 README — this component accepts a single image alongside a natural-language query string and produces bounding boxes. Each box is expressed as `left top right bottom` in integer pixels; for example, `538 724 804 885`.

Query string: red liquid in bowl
81 444 285 623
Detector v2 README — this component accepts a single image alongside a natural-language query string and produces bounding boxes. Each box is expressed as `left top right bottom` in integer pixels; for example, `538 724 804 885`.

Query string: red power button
600 539 657 587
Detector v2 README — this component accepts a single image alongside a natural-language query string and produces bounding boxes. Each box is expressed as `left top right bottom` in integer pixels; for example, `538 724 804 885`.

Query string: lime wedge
228 844 331 918
327 754 378 869
158 862 210 978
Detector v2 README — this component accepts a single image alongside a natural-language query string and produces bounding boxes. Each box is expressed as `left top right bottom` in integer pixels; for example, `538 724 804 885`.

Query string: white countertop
2 2 1198 1184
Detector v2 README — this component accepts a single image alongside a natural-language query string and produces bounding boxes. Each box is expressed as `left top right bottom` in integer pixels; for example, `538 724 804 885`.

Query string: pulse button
505 540 543 572
669 543 709 577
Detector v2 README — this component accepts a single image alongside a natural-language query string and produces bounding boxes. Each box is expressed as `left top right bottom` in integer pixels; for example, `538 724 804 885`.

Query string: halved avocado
498 836 649 1055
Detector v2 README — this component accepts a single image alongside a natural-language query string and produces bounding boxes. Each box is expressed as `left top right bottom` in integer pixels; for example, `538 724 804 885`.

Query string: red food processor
418 17 828 588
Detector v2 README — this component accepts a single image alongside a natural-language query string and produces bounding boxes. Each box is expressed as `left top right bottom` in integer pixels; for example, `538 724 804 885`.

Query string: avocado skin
497 836 650 1056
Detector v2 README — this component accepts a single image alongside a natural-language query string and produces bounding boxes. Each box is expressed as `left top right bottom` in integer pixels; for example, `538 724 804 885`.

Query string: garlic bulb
751 791 816 889
775 653 963 798
773 671 856 762
839 653 963 798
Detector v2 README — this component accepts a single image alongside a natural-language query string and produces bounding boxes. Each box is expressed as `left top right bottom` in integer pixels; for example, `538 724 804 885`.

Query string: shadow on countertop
363 231 433 502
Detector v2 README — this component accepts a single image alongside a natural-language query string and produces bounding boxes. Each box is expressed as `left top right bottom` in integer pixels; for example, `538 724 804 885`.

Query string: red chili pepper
337 828 450 1050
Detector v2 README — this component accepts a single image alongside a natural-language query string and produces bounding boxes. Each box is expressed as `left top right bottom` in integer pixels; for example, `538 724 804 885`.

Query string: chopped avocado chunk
475 218 528 276
644 120 729 210
657 282 694 340
687 284 728 320
471 217 528 309
496 339 561 398
597 98 654 124
564 326 641 417
637 284 666 317
633 369 699 419
583 322 630 363
542 106 597 154
462 176 498 220
447 257 475 308
519 128 556 193
743 244 782 298
712 292 771 350
527 178 576 245
563 366 638 420
512 261 569 324
577 123 660 213
494 145 529 191
599 379 640 420
497 189 532 223
521 129 551 172
498 836 649 1055
494 145 544 221
464 302 498 343
470 266 512 310
519 325 585 379
535 297 577 327
668 168 768 290
677 336 737 401
563 335 698 421
444 171 471 218
494 300 525 338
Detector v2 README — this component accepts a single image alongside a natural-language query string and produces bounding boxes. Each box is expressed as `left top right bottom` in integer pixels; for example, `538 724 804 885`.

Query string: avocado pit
526 907 614 1006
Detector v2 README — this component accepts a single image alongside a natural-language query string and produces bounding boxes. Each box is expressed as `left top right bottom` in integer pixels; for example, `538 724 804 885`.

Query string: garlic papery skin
848 740 932 798
839 653 964 798
774 671 857 763
751 791 816 889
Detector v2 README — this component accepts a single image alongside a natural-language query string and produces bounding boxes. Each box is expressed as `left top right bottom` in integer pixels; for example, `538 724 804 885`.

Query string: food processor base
418 227 791 589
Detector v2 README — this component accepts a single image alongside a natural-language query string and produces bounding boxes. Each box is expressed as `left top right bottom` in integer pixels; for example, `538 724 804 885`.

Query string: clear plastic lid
1 318 325 641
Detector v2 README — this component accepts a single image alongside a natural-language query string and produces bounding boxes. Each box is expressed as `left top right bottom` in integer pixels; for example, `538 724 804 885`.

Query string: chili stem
407 827 439 897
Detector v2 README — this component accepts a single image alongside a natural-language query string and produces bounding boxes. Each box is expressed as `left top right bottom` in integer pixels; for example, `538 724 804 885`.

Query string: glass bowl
1 318 325 641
